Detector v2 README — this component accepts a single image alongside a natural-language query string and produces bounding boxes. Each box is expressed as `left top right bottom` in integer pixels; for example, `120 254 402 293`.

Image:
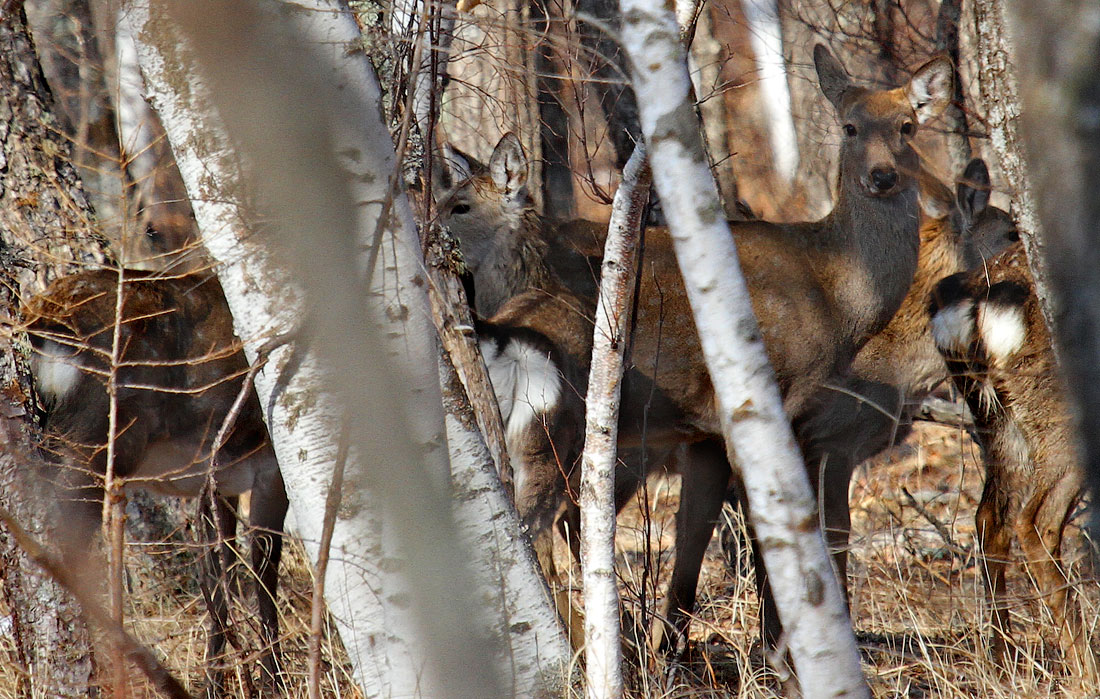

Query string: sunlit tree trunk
580 145 650 699
983 0 1100 526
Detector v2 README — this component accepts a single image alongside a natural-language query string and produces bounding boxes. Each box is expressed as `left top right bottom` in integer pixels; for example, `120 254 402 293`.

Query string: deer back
439 47 953 439
25 270 268 493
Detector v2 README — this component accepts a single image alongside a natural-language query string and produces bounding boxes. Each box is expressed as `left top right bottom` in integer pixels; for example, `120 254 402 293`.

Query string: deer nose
870 168 898 192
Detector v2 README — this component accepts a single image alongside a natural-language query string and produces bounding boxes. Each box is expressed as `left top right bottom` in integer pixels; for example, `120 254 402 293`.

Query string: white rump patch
931 299 974 354
480 336 562 497
977 301 1026 364
32 340 82 402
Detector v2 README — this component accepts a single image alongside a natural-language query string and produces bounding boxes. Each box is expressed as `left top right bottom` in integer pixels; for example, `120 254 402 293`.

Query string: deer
757 158 1018 624
436 44 953 662
119 143 206 275
23 268 288 695
929 241 1097 680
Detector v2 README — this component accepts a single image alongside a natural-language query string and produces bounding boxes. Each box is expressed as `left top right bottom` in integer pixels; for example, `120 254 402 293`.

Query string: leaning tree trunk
124 1 569 696
0 8 111 697
617 0 867 695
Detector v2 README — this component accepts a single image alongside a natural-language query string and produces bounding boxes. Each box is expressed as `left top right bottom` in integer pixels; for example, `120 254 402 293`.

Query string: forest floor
0 416 1095 697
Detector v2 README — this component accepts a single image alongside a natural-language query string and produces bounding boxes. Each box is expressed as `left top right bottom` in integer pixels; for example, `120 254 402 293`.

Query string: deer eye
900 121 915 136
843 124 857 137
145 224 160 240
451 204 472 215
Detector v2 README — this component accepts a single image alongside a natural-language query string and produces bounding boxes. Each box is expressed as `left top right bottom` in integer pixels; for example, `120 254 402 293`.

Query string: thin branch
308 422 349 699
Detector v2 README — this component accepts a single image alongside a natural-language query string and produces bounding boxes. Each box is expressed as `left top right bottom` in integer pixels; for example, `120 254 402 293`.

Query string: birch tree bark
580 144 650 699
741 0 798 185
617 0 867 694
123 0 568 695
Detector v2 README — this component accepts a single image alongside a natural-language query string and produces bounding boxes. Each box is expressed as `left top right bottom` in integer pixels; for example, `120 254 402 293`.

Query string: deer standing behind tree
437 45 953 660
749 159 1018 635
930 242 1098 681
22 269 288 694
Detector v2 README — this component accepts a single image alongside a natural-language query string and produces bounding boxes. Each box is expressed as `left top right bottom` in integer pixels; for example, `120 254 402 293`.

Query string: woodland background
0 0 1097 697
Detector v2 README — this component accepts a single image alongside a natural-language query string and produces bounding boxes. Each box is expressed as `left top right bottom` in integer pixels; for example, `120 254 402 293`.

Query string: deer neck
823 184 921 346
470 209 554 318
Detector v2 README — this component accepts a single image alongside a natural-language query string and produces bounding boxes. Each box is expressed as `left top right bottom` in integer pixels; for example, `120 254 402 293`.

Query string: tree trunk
741 0 798 185
533 0 576 219
0 8 106 696
23 0 125 238
992 1 1100 527
933 0 971 175
617 0 867 694
124 1 569 695
778 0 836 218
576 0 642 170
971 0 1057 346
580 145 650 699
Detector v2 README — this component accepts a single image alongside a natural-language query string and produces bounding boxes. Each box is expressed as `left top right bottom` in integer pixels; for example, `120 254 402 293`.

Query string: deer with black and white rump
930 241 1098 680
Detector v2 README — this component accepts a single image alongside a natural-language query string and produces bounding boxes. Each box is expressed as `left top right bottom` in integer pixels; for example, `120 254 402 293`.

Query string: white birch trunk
123 1 568 695
580 144 650 699
617 0 867 695
114 18 158 189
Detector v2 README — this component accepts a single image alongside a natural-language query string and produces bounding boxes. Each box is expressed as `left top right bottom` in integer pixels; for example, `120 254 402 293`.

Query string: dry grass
553 418 1100 697
0 419 1095 697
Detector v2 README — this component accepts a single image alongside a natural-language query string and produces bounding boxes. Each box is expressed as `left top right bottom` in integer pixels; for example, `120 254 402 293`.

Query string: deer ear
443 143 477 186
907 56 953 124
814 44 851 110
489 132 528 196
957 158 991 221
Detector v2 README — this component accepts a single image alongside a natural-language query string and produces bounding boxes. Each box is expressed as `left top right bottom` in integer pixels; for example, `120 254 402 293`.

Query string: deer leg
1016 479 1094 680
657 440 729 654
199 492 239 698
250 465 289 693
976 477 1015 667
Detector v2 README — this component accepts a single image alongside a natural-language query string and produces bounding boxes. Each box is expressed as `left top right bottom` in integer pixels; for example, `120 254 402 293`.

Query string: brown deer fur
437 45 953 651
24 269 287 690
789 159 1017 613
930 242 1096 678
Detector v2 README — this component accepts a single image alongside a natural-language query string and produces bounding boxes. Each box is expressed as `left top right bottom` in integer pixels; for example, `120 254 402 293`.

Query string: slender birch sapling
616 0 868 694
580 144 650 699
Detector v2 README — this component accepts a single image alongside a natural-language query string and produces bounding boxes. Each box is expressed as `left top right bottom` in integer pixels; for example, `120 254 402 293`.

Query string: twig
308 421 349 699
0 506 194 699
900 486 961 552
